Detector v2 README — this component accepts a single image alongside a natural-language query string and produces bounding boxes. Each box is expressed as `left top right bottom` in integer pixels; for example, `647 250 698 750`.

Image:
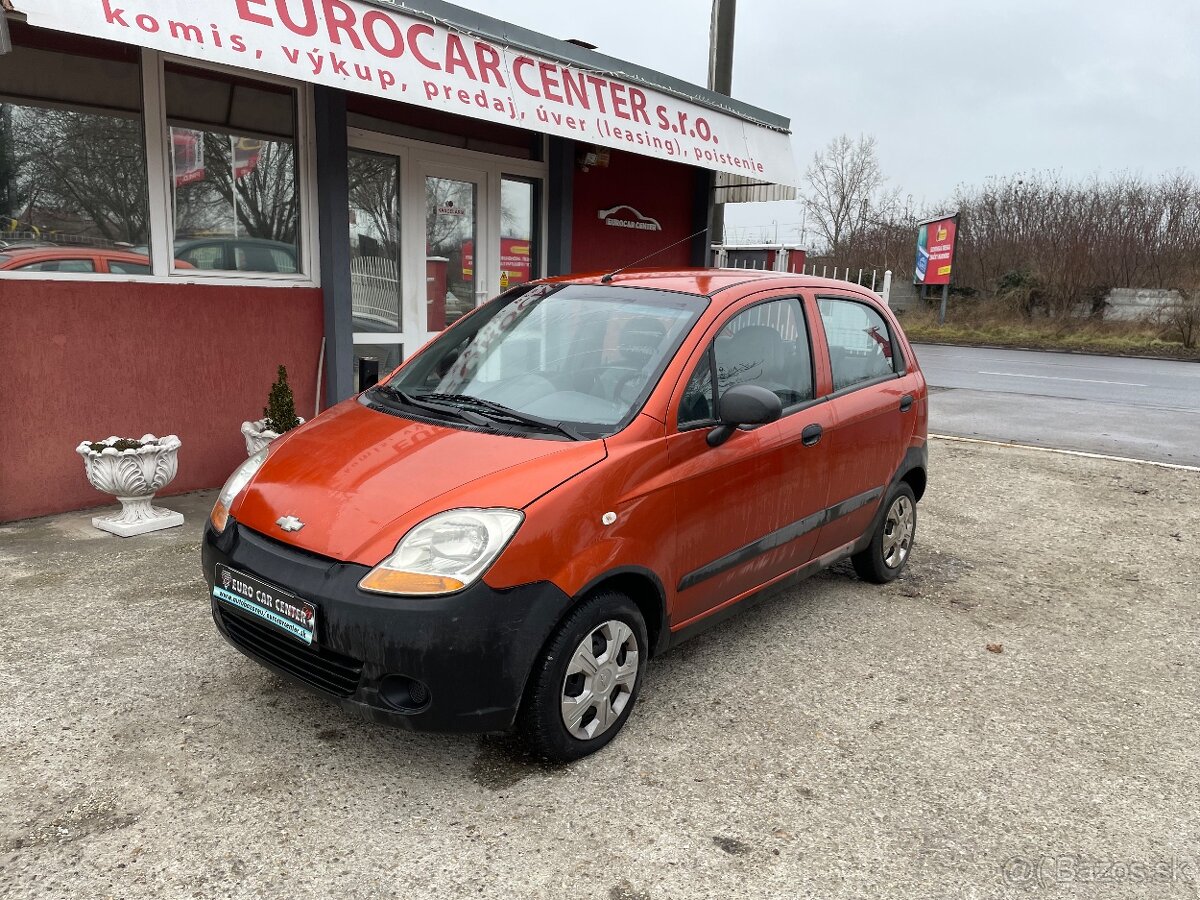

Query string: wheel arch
571 566 669 659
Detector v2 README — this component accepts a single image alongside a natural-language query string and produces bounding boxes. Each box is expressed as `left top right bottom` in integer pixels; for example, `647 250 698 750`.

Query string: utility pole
707 0 735 249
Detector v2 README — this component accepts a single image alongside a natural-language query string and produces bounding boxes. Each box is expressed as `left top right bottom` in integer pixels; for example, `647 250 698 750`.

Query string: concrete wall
1104 288 1182 322
0 281 323 523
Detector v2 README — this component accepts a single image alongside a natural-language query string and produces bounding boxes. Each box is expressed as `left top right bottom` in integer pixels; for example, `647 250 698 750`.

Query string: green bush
263 365 302 434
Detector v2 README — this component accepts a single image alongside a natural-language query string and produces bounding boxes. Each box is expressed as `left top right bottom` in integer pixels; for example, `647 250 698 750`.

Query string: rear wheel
518 591 647 762
852 482 917 584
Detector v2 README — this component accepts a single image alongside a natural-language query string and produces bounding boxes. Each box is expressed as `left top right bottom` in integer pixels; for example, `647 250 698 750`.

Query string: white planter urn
75 434 185 537
240 417 304 456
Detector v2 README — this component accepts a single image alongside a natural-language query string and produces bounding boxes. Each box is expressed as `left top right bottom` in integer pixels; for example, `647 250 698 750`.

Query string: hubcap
882 495 915 569
560 620 639 741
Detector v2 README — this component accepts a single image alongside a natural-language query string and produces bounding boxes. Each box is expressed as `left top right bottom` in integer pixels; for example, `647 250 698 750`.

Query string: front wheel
852 482 917 584
518 591 647 762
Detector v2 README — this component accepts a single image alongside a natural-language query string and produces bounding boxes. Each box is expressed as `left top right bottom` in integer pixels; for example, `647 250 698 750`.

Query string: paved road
913 344 1200 465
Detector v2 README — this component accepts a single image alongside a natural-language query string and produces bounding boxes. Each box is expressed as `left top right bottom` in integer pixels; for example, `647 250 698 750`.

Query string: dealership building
0 0 796 523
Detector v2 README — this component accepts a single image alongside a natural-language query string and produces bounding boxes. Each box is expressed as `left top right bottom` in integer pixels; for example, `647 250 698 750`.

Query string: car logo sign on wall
276 516 305 533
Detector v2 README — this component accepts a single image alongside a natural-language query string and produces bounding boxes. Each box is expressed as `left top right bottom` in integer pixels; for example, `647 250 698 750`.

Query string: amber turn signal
210 501 230 533
358 569 466 596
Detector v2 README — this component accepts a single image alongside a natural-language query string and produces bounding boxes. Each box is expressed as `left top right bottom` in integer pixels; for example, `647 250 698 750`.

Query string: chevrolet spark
203 270 928 761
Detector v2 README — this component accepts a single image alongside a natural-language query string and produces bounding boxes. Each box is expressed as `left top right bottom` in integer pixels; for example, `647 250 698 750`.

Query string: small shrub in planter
241 365 305 456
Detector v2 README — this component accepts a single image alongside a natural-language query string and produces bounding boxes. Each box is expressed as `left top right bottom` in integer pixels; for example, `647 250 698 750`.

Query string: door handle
801 423 823 447
899 394 914 413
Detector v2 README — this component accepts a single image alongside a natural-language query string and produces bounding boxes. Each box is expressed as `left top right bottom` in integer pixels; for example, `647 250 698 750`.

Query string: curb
930 433 1200 473
909 340 1200 364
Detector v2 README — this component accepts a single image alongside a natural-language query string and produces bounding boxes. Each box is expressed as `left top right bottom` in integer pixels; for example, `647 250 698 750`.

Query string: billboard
914 214 958 286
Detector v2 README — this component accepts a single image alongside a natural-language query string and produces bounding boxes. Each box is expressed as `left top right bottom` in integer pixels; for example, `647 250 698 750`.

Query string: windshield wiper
372 385 492 428
422 392 584 441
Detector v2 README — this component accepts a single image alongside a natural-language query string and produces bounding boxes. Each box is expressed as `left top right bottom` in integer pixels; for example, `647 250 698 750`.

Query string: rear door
665 295 828 628
810 294 921 556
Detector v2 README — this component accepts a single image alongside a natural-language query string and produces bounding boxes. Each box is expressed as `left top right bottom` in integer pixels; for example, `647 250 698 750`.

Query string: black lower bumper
201 522 571 733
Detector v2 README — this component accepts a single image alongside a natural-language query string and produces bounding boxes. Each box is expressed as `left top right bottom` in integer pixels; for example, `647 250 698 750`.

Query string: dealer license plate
213 564 317 646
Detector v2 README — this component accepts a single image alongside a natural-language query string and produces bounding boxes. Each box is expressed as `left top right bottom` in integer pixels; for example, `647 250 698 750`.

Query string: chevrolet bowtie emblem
276 516 305 533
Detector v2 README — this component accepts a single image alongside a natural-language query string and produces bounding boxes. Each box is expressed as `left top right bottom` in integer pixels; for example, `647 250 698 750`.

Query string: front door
666 296 828 629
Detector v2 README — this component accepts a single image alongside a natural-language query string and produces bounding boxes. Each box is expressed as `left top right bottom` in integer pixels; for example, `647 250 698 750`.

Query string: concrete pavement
3 442 1199 899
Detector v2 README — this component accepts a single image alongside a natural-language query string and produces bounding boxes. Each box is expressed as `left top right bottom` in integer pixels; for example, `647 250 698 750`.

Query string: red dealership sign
914 214 958 286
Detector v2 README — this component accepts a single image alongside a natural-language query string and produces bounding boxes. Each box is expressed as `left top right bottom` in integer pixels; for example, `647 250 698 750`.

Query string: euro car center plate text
213 564 317 645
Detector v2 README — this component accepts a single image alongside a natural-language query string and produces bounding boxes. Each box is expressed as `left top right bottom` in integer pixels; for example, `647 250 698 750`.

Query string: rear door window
107 260 152 275
817 298 897 392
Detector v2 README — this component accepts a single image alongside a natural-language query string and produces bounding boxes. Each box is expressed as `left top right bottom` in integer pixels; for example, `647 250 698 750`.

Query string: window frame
814 294 908 399
147 50 318 285
676 294 819 433
0 42 317 287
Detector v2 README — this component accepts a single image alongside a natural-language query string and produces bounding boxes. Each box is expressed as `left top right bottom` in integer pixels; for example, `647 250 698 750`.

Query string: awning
11 0 797 188
714 172 797 203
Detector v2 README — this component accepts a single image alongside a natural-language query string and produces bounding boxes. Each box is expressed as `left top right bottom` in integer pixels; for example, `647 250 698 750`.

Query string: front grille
218 607 364 698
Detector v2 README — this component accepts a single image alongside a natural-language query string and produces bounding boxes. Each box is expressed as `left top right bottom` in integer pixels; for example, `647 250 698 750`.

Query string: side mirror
707 384 783 447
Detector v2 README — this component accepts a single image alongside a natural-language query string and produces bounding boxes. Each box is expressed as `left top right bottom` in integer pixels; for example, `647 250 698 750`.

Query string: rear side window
818 298 897 391
16 258 96 273
678 297 814 427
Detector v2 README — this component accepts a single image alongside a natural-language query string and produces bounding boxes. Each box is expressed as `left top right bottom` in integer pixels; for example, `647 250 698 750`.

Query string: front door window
426 175 478 330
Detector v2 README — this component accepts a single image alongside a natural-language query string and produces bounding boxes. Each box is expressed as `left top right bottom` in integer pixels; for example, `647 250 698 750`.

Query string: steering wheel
609 368 651 404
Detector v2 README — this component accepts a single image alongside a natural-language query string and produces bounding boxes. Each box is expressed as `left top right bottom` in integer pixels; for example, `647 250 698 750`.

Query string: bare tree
803 134 897 258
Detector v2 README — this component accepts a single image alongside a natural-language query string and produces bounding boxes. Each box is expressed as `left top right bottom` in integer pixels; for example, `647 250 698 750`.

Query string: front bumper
201 521 571 733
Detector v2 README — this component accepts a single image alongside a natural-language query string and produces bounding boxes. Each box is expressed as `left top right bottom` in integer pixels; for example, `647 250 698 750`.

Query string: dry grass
897 301 1200 360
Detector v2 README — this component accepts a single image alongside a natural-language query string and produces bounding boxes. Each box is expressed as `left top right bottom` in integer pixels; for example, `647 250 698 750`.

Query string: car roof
540 268 885 306
0 246 149 261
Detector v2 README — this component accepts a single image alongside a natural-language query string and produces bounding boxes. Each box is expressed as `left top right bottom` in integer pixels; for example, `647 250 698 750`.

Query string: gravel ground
1 439 1198 900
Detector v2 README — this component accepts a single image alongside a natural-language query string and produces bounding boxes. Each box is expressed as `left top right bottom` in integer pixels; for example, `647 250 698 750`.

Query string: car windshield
380 283 707 439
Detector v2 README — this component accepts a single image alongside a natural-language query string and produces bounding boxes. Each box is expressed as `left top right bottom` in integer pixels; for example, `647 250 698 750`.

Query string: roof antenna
600 228 710 284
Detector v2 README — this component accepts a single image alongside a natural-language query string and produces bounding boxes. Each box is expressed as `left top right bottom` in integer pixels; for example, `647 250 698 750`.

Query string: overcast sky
453 0 1199 245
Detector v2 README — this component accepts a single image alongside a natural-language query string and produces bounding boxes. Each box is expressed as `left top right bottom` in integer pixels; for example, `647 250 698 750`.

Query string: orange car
0 246 194 273
203 270 928 760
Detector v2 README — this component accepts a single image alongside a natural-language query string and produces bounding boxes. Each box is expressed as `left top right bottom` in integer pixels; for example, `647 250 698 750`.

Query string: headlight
358 508 524 596
209 449 268 533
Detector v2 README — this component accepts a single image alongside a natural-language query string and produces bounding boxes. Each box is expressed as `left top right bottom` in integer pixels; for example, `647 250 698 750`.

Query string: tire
518 591 648 762
852 482 918 584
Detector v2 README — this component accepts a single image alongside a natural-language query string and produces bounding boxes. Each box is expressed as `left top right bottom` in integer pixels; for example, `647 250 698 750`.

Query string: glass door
348 147 406 383
419 164 489 335
346 129 545 387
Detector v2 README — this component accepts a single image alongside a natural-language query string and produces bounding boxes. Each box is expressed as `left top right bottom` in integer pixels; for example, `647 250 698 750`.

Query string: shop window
500 177 539 291
0 38 150 267
165 63 300 275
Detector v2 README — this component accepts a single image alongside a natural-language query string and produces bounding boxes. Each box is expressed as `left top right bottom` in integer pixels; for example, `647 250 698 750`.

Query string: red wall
571 150 698 273
0 280 323 523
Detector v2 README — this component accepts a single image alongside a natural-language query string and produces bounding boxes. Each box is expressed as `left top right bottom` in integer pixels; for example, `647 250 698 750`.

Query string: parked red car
203 269 928 760
0 246 193 273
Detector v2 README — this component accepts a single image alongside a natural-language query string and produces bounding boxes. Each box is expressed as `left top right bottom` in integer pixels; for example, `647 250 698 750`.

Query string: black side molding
677 486 884 592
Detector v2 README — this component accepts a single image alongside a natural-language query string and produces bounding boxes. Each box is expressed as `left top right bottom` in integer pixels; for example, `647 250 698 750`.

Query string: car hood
231 397 607 565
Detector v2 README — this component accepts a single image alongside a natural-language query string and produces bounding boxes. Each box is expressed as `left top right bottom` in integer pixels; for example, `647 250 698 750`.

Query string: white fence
350 255 400 330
